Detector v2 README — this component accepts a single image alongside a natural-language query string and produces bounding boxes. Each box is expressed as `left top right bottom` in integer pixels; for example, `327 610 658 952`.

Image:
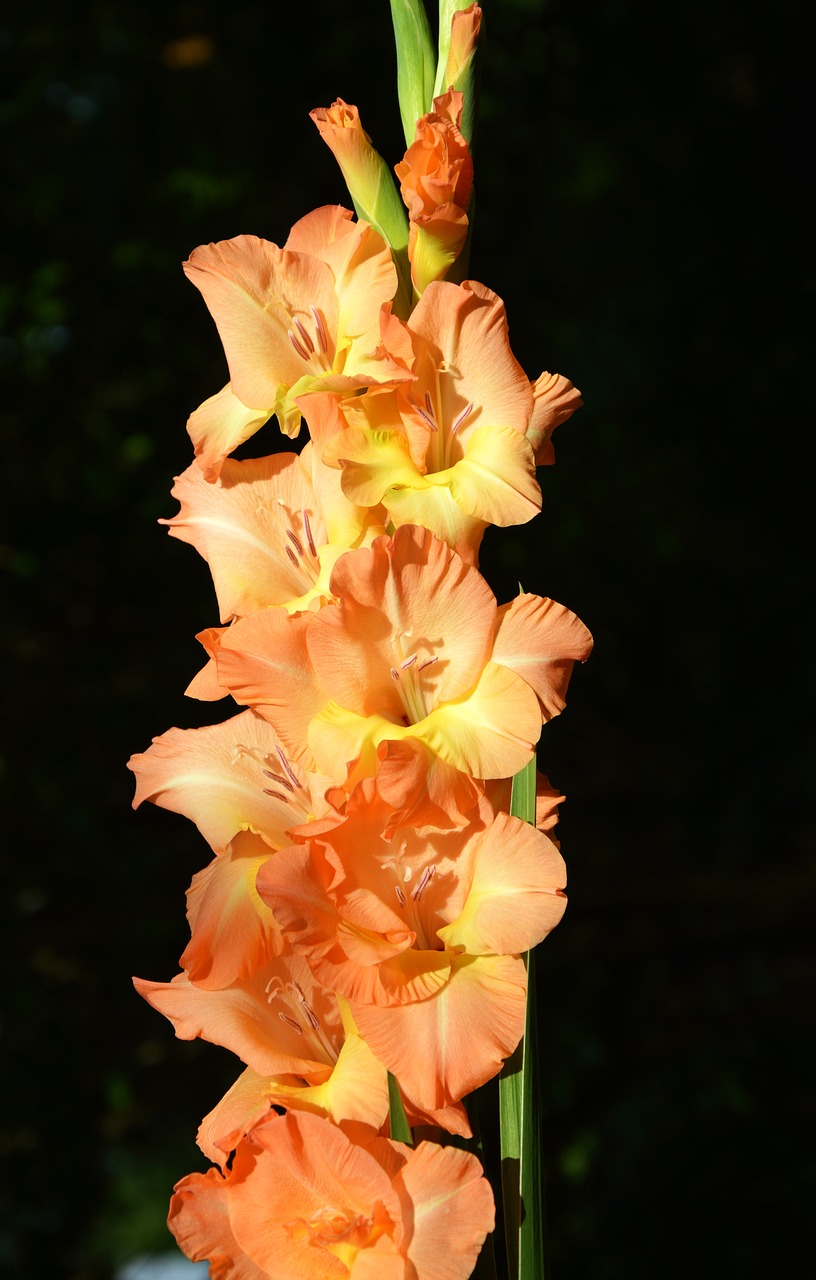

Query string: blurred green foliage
1 1 811 1277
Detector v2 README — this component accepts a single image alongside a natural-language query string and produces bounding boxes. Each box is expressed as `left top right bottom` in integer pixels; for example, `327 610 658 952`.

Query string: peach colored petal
180 831 283 988
127 710 314 852
161 454 328 621
169 1167 268 1280
492 592 594 720
215 610 325 768
438 812 567 956
286 205 398 347
352 952 527 1109
185 655 228 700
528 369 583 465
298 394 389 548
444 424 540 525
186 383 272 483
371 738 482 833
397 1141 495 1280
383 481 486 565
324 425 422 508
422 661 541 778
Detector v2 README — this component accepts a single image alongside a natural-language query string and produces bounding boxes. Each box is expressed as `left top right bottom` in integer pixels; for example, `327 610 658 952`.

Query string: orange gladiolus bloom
184 206 413 477
170 1110 495 1280
212 525 592 813
160 413 386 621
259 789 567 1111
135 944 389 1145
396 88 473 295
323 278 544 562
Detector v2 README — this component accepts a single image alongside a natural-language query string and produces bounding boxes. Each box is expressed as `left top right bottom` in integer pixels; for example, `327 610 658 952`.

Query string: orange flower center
285 1199 394 1269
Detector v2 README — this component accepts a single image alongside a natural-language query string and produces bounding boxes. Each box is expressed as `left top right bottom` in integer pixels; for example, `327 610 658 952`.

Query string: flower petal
492 592 594 719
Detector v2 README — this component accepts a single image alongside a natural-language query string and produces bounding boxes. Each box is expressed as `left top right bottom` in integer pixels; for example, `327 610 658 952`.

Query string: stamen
263 768 293 792
401 655 417 670
302 509 317 557
286 545 299 567
293 316 314 354
451 401 474 434
263 787 289 800
411 864 436 901
424 391 436 422
310 305 328 353
288 328 310 361
286 529 304 556
390 668 400 682
412 400 438 432
276 747 300 789
301 1002 321 1032
418 655 438 672
395 885 407 907
278 1012 302 1034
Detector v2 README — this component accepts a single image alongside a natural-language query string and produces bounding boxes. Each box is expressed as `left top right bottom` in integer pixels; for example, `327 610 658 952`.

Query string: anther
310 305 328 353
390 668 400 682
263 787 289 800
302 510 317 557
276 747 300 789
293 316 314 354
288 329 310 361
413 400 438 432
418 655 438 671
286 529 304 556
278 1012 302 1033
263 768 294 792
301 1002 321 1031
286 545 299 567
411 864 436 901
395 885 407 907
451 401 474 434
401 655 417 670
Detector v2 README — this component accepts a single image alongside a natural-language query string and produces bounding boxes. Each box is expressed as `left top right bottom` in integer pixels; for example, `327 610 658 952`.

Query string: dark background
2 0 811 1276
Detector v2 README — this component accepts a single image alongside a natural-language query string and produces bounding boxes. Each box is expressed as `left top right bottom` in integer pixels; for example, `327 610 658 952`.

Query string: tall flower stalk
130 3 590 1276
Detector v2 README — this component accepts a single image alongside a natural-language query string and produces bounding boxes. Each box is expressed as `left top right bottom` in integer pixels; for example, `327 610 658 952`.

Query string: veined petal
492 592 594 719
445 424 541 526
422 661 541 779
528 369 583 465
384 482 486 565
181 831 284 989
396 1142 495 1280
186 383 272 483
352 952 527 1109
169 1167 268 1280
325 426 425 508
215 610 326 767
438 811 567 956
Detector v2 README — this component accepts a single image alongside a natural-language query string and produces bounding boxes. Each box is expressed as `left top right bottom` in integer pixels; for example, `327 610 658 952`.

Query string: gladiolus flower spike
129 4 589 1279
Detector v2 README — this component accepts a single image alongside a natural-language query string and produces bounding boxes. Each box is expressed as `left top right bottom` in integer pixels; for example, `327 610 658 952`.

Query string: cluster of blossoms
130 7 591 1276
